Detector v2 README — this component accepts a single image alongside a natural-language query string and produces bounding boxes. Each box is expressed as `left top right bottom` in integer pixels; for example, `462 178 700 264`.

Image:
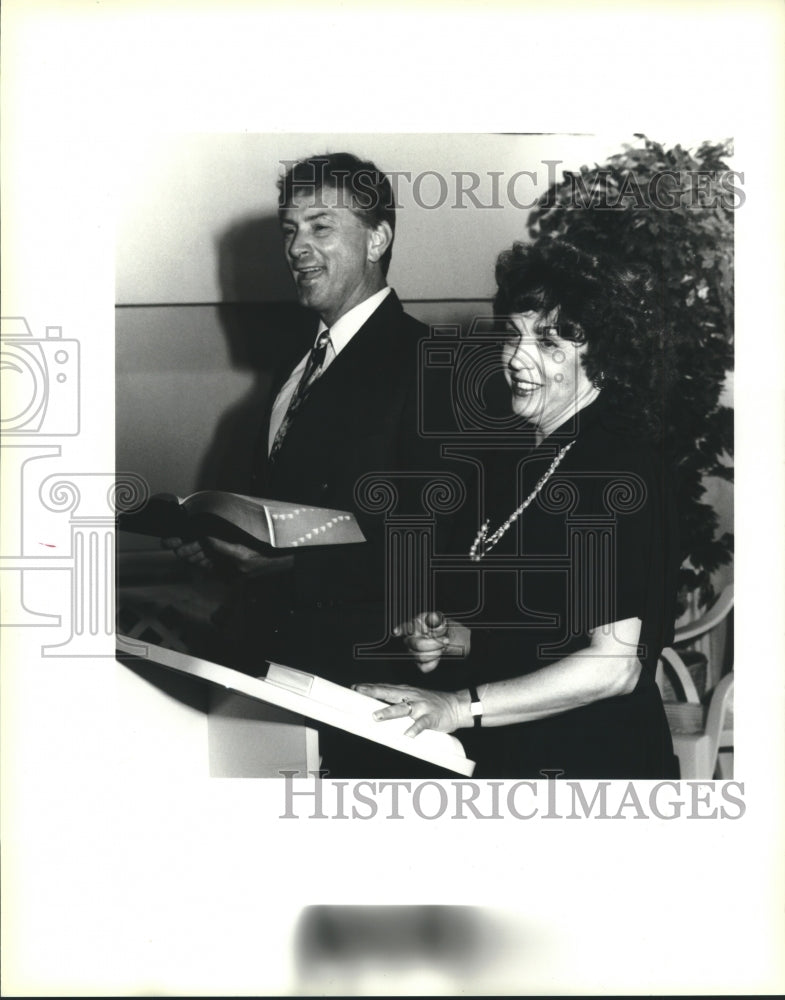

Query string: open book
117 491 365 549
116 636 475 777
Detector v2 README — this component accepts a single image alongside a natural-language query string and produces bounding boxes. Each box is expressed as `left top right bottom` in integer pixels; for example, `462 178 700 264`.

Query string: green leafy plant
527 136 734 609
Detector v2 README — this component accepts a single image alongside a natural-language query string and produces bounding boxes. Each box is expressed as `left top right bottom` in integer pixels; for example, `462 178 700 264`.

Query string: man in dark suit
166 152 465 776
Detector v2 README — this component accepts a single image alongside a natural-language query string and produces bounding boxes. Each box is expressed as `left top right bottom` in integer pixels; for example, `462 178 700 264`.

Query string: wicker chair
656 585 734 779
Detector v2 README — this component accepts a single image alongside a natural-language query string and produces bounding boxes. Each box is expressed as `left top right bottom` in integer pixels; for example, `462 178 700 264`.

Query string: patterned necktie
269 329 331 462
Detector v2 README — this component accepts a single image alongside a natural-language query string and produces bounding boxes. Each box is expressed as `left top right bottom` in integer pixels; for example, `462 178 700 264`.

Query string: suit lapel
254 291 408 493
291 291 405 433
252 312 317 488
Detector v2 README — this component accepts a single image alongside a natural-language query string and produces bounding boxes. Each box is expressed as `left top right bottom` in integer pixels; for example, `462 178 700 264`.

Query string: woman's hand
393 612 471 673
354 683 470 737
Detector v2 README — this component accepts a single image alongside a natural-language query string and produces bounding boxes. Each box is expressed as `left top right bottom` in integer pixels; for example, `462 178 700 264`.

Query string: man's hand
393 612 470 673
162 536 214 571
204 537 293 576
162 536 294 577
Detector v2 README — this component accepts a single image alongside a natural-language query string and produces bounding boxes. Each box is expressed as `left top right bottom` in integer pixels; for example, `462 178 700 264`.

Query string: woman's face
501 312 594 431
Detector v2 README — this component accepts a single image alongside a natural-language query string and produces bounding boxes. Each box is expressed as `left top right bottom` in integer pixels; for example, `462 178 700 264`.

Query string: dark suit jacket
242 290 460 689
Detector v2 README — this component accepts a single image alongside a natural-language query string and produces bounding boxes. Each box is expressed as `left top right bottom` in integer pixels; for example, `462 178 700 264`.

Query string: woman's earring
592 370 606 390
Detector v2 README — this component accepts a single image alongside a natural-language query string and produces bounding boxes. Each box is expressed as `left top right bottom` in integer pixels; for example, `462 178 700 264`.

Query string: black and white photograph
114 133 735 786
2 2 784 996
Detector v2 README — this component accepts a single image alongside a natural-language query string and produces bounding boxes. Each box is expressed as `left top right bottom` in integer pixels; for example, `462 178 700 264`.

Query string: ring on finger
400 697 413 716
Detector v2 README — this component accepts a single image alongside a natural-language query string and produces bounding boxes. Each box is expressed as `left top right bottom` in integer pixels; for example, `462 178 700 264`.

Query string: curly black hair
494 237 672 439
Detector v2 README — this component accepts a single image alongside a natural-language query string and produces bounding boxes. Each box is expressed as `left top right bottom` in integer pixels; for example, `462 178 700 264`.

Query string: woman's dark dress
452 397 680 779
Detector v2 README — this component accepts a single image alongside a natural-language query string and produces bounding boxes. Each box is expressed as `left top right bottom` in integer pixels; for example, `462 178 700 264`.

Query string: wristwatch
468 685 483 728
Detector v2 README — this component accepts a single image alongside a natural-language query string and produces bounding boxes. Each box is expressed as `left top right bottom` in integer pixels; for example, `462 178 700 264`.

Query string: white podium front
117 636 476 777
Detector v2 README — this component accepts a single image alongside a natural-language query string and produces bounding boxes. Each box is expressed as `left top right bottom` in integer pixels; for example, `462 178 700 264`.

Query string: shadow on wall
193 214 508 495
218 213 295 305
195 214 313 493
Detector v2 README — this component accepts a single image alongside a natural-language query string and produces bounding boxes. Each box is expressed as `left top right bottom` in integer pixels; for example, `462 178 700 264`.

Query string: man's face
280 187 384 326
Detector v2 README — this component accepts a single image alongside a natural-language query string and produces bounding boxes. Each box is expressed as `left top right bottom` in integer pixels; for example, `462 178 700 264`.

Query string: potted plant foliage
527 135 735 612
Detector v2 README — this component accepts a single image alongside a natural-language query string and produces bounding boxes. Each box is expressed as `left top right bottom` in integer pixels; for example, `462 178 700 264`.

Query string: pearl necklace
469 441 575 561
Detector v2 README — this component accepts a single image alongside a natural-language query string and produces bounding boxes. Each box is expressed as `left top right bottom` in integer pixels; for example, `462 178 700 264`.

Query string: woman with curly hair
358 237 680 778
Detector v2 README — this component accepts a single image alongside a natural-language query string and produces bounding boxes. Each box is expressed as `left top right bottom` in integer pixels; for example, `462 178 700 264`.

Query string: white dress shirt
267 286 392 453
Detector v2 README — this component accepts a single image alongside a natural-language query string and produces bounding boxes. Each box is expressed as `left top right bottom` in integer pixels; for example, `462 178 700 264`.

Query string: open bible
117 491 365 549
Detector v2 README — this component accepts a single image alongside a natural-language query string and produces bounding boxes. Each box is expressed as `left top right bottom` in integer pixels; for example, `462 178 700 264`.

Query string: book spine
263 505 277 548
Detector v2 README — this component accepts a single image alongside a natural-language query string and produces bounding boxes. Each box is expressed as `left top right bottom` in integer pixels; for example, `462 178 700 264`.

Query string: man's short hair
278 152 396 275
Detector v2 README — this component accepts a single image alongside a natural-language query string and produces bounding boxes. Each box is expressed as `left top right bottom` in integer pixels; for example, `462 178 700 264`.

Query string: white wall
116 132 687 305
